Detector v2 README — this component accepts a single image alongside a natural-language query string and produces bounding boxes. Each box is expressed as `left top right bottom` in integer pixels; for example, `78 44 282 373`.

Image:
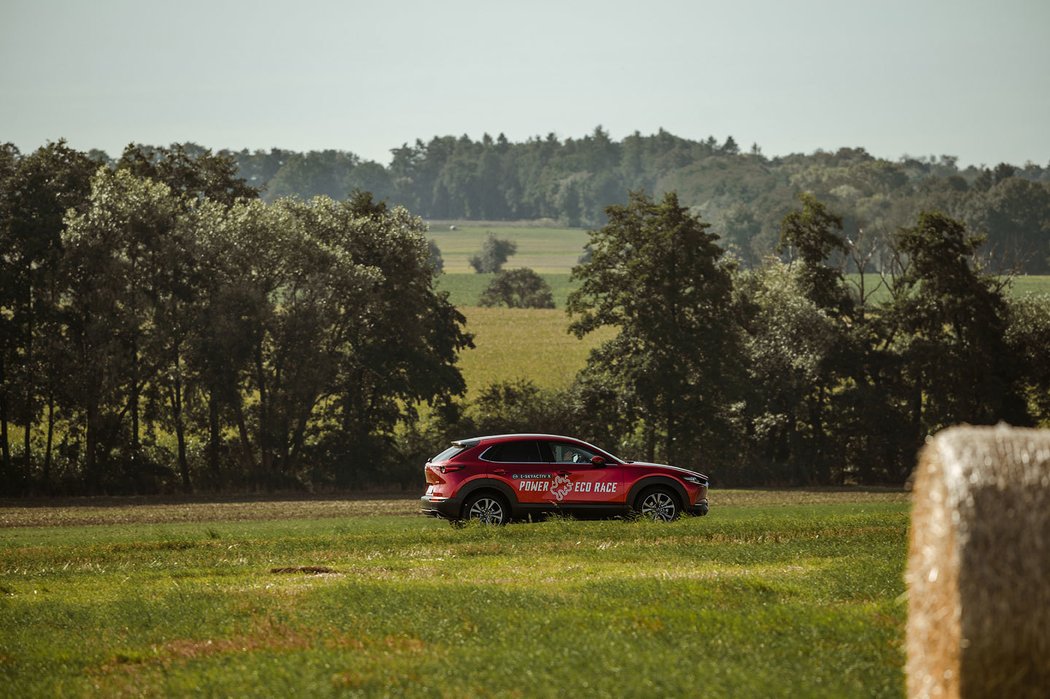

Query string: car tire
636 487 681 522
461 492 510 525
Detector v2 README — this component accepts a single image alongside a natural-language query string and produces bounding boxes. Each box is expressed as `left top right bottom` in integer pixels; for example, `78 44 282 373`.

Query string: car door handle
493 468 506 475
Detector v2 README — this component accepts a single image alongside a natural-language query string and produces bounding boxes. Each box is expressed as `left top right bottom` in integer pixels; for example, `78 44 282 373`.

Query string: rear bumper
420 494 463 520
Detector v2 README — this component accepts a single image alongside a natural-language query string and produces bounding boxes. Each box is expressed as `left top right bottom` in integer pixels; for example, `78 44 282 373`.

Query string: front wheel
637 487 681 522
461 492 510 525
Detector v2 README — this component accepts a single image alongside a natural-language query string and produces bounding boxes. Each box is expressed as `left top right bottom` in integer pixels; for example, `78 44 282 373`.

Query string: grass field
0 490 909 697
456 307 615 397
427 223 589 274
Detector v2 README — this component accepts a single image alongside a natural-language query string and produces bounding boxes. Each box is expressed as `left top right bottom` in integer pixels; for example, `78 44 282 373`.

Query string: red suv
420 433 709 524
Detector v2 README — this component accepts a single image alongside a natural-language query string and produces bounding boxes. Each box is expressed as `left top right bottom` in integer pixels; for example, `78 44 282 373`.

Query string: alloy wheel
640 491 678 521
467 497 506 524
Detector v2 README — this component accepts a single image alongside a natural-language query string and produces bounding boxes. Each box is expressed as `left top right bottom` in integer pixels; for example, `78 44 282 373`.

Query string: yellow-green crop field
455 307 615 398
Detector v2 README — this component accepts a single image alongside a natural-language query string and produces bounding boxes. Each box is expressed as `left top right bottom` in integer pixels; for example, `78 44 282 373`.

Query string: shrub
479 268 555 308
468 234 517 273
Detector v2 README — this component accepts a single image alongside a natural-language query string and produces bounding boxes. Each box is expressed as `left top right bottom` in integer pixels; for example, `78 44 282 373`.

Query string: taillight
439 464 464 474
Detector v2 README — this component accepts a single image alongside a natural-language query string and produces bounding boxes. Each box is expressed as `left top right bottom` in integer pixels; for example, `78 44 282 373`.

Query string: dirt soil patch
0 493 420 528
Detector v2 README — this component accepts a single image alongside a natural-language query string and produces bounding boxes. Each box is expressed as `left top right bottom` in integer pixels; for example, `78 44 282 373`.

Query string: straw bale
907 425 1050 698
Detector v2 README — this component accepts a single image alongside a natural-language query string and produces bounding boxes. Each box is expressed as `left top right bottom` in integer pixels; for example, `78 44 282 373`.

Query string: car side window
482 441 544 463
548 442 597 464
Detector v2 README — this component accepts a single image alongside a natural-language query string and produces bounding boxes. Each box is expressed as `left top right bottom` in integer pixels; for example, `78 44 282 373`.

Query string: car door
541 440 623 505
481 440 558 505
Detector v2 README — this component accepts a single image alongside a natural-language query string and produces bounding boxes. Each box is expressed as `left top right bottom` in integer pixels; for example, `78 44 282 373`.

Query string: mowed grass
0 490 909 697
456 307 615 397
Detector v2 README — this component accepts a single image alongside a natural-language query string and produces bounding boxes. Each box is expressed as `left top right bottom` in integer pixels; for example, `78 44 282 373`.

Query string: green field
427 223 589 274
1008 274 1050 296
0 490 909 697
455 307 615 397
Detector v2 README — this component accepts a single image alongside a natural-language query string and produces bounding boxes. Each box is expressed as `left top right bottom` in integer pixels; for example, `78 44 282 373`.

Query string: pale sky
2 0 1048 167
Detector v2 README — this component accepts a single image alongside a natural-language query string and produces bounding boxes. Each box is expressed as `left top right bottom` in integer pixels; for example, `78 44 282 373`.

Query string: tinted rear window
431 445 466 463
482 441 544 463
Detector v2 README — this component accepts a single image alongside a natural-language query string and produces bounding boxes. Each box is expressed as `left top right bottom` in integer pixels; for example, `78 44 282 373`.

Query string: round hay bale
907 425 1050 698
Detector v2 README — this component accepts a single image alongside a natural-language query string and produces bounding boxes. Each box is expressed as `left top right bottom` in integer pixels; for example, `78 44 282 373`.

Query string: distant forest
87 127 1050 273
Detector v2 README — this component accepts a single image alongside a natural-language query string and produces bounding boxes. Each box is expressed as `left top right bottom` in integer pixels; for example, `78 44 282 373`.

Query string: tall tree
0 143 20 484
767 194 855 481
737 261 845 484
568 191 743 469
970 177 1050 273
61 168 182 489
117 142 257 490
304 194 473 485
0 141 94 492
886 211 1030 447
778 193 852 316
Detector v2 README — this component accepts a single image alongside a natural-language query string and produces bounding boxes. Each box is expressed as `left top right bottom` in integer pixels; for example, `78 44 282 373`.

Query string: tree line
208 129 1050 273
3 140 1050 493
0 142 470 494
483 192 1050 485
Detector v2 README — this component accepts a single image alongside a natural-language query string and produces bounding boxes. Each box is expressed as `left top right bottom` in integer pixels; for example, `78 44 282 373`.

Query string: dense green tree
886 211 1030 445
344 162 396 204
265 150 359 201
302 196 473 485
61 168 184 489
468 234 517 273
479 268 555 308
0 142 20 483
969 177 1050 273
115 144 257 489
778 193 852 316
186 205 268 486
472 379 568 436
1005 294 1050 423
118 143 257 205
0 141 95 492
568 191 744 470
737 262 846 483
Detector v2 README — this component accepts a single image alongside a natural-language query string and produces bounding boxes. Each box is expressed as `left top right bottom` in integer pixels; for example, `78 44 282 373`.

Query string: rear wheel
637 487 681 521
461 492 510 525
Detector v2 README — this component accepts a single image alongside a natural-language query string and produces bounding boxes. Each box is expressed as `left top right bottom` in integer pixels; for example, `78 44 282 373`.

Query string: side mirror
590 455 606 467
